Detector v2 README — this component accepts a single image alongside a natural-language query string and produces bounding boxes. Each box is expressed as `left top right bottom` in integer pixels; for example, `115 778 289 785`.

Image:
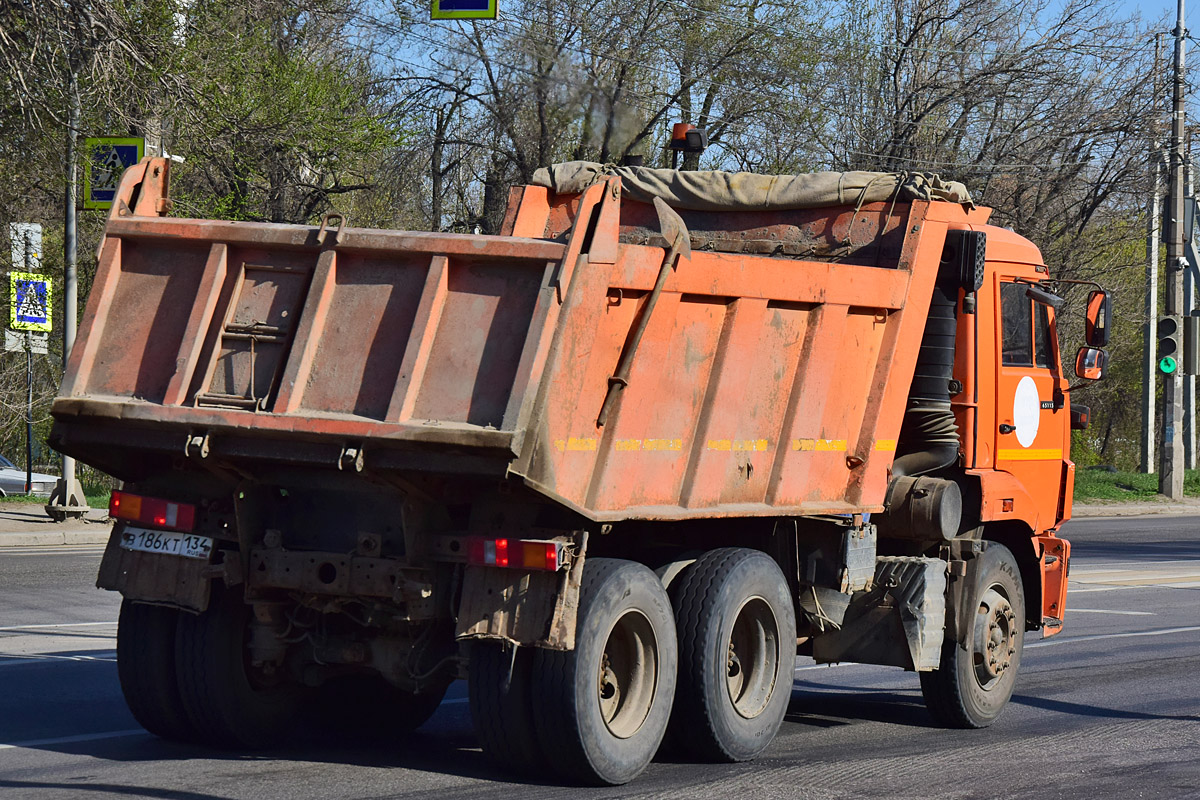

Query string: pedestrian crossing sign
84 137 145 210
431 0 497 19
10 272 52 332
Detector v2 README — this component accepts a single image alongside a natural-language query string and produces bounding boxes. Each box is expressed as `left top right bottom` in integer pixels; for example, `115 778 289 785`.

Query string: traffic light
1185 313 1200 375
1157 315 1182 374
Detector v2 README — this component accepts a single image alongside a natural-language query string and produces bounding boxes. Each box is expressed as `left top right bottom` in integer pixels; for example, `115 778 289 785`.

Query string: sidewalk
1070 496 1200 518
0 502 112 547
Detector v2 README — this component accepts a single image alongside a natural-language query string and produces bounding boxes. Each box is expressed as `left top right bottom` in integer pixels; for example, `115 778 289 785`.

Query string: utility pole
23 230 34 496
1144 154 1162 474
45 68 90 521
1144 34 1164 475
1186 154 1196 470
1161 0 1187 499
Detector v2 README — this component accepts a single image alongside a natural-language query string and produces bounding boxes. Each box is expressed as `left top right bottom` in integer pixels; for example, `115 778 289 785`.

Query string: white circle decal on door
1013 376 1041 448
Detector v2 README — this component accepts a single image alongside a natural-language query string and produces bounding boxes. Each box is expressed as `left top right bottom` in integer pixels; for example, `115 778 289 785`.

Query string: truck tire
667 548 796 762
117 599 195 742
175 587 299 748
532 558 678 785
468 641 542 774
318 675 448 737
920 542 1024 728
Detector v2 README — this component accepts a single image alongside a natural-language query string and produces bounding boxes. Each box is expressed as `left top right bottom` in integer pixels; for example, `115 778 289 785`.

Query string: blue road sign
10 272 52 332
432 0 497 19
84 137 145 210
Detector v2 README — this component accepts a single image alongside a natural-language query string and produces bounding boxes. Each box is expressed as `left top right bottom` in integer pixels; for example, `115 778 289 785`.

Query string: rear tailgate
52 158 574 477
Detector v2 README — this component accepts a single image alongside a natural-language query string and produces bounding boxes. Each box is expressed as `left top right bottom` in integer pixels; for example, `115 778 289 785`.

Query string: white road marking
0 729 145 751
794 663 851 673
1070 562 1200 580
0 699 473 752
1028 625 1200 649
0 652 115 668
1066 609 1155 615
1072 559 1200 570
0 546 106 555
0 621 116 632
1068 584 1200 593
6 553 105 559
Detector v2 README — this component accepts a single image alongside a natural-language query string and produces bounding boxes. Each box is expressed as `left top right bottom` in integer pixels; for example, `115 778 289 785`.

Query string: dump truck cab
947 221 1083 636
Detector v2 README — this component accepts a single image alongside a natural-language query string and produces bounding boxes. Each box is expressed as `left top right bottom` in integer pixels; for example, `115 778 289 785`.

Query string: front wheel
532 558 678 786
920 542 1025 728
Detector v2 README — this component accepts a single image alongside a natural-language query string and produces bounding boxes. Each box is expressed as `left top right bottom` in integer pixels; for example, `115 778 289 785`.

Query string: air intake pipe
891 276 960 479
890 230 983 480
883 230 984 540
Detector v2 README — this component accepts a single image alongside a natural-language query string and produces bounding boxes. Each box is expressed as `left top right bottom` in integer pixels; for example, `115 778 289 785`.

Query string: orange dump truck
51 158 1110 785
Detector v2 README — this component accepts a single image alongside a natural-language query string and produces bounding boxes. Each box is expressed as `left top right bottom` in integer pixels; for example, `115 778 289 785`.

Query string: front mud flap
96 524 213 612
811 556 947 670
1036 534 1070 635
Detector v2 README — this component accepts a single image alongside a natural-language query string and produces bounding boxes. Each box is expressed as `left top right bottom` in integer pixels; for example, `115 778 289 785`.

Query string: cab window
1034 302 1054 368
1001 283 1033 366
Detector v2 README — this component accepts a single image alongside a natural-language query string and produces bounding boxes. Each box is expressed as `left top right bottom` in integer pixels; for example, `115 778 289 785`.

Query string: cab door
994 280 1067 528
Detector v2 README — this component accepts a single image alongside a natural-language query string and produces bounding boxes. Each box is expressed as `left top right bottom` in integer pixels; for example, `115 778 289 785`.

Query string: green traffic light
1160 355 1178 374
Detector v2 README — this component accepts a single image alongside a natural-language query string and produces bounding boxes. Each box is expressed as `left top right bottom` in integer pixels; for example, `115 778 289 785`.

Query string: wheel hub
596 610 658 739
725 597 780 720
972 587 1017 690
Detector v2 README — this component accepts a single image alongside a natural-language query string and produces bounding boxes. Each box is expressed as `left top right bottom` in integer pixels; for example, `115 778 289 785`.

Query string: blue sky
1138 1 1195 29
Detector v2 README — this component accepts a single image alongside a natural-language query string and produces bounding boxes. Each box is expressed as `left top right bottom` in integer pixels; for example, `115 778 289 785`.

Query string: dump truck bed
52 158 991 521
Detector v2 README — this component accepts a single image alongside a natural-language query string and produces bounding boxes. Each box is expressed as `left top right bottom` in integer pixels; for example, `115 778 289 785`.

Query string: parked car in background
0 455 58 497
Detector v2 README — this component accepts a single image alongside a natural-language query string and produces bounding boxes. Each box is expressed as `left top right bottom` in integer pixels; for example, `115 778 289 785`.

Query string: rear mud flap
97 525 213 612
455 544 585 651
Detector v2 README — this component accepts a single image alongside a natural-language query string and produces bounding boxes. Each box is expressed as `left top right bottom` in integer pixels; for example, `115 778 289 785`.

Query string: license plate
120 526 213 560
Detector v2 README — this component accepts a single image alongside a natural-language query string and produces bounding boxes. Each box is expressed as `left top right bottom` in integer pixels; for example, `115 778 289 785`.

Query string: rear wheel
532 558 677 785
667 548 796 762
175 587 299 748
920 542 1024 728
117 599 195 742
468 641 543 774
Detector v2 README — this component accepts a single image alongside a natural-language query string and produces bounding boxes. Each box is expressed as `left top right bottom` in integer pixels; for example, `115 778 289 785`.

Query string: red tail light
109 491 196 533
466 537 564 571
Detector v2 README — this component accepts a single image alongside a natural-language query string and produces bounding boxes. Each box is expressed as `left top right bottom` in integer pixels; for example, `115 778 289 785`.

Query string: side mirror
1085 290 1112 348
1075 346 1108 381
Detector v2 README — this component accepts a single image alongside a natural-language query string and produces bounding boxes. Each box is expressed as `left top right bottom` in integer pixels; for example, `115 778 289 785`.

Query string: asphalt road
0 516 1197 799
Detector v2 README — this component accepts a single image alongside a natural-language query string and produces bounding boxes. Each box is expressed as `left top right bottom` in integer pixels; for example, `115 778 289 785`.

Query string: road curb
0 531 111 547
1072 502 1200 518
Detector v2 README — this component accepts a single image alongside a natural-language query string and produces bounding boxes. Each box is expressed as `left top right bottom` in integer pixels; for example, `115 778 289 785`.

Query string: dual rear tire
471 558 679 786
668 548 796 762
469 549 796 784
118 589 448 748
118 590 298 748
116 600 194 742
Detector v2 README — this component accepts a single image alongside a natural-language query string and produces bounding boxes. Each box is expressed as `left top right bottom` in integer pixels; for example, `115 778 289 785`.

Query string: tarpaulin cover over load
531 161 973 211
